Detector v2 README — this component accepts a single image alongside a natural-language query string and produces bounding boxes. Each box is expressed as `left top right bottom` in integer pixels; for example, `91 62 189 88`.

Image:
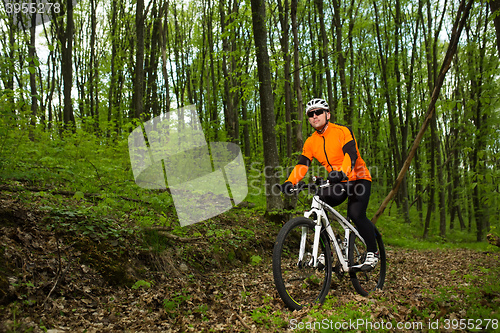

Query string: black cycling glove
278 181 294 195
327 170 348 184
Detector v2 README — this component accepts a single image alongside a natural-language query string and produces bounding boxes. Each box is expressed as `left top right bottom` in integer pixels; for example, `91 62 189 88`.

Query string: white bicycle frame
301 195 365 273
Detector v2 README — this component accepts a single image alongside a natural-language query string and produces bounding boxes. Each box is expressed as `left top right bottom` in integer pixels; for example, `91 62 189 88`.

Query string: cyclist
279 98 378 271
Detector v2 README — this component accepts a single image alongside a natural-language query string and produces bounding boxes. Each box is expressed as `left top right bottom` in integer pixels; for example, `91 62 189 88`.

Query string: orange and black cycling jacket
286 123 371 185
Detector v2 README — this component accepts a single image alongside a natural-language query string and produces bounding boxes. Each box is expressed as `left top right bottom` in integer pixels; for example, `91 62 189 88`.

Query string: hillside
1 186 499 332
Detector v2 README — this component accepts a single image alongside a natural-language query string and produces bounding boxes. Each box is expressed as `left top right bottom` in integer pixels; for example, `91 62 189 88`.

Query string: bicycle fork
297 224 323 268
302 219 355 273
311 225 322 267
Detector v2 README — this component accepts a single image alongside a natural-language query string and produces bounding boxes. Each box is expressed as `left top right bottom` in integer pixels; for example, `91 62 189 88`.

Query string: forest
1 0 500 331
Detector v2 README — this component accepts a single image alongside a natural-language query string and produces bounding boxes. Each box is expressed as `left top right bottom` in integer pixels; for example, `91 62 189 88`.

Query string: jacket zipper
322 136 334 172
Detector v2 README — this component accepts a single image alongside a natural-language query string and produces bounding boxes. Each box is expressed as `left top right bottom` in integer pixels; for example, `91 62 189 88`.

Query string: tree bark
107 0 118 138
133 0 145 119
278 0 292 159
331 0 349 124
29 4 38 141
250 0 283 214
470 8 490 241
219 0 238 143
314 0 334 118
291 0 303 152
62 0 75 129
373 0 401 190
159 2 171 115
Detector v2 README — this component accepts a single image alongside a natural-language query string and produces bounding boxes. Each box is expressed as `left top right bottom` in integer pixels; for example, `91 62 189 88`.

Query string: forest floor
1 188 499 333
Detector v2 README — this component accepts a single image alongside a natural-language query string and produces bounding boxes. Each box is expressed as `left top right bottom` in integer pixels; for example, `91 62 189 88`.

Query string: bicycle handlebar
278 176 347 195
289 177 336 194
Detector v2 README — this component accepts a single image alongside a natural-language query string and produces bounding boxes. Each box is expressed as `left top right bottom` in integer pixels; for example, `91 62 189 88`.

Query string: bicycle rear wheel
348 227 386 296
272 217 332 310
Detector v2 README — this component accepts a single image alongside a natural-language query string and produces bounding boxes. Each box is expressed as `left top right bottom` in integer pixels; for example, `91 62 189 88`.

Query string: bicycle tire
348 226 386 296
272 217 333 310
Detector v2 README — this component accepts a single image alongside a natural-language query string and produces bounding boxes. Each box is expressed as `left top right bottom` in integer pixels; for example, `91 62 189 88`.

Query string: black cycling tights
319 179 378 253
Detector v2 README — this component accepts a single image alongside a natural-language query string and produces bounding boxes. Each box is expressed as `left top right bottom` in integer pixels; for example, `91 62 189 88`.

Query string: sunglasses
307 109 326 118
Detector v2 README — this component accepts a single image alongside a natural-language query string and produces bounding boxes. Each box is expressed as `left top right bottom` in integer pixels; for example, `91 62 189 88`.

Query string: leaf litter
0 191 499 332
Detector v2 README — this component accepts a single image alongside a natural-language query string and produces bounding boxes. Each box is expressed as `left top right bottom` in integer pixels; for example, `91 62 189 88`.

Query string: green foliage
132 280 152 290
163 289 191 317
250 255 262 266
44 207 137 244
251 305 288 329
418 266 500 324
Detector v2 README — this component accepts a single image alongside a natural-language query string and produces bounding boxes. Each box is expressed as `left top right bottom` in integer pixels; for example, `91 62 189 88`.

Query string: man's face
307 108 330 130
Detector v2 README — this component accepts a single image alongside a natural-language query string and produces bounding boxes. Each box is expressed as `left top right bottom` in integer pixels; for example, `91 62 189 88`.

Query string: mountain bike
272 179 386 310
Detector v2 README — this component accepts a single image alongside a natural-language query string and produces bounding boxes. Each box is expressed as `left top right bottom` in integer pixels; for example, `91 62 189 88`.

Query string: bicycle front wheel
272 217 332 310
348 226 386 296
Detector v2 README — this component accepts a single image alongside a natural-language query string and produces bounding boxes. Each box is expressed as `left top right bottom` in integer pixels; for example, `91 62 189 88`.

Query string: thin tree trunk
62 0 75 129
250 0 283 214
373 0 401 189
489 0 500 57
394 0 411 223
159 2 171 115
331 0 349 124
291 0 303 152
108 0 118 138
219 0 238 143
314 0 334 118
278 0 292 159
134 0 145 119
470 7 490 241
29 6 38 141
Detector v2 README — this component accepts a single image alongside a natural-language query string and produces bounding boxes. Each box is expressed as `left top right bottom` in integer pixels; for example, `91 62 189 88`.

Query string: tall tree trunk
5 15 15 107
146 0 161 118
278 0 292 159
314 0 334 119
470 7 490 241
449 87 466 231
29 6 38 141
490 0 500 57
62 0 75 129
134 0 145 119
331 0 349 124
159 2 171 114
250 0 283 214
220 0 238 143
107 0 118 138
42 21 56 130
394 0 411 223
206 0 218 140
291 0 303 152
423 130 435 240
90 0 99 133
373 0 401 188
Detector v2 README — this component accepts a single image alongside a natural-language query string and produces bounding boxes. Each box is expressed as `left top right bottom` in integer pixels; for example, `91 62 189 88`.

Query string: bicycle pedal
349 266 361 273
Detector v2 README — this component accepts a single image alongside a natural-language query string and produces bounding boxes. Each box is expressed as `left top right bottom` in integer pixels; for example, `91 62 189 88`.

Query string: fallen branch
234 312 252 331
43 236 63 306
371 0 474 224
409 185 429 208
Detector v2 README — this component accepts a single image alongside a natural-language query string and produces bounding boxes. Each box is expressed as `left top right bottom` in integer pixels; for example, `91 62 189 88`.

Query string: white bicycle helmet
305 98 329 113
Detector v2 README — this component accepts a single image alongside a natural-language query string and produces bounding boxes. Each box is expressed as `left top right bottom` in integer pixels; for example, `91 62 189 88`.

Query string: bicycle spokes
272 217 332 310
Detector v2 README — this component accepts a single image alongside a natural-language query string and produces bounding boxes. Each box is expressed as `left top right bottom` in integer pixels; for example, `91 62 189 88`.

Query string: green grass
375 213 497 252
